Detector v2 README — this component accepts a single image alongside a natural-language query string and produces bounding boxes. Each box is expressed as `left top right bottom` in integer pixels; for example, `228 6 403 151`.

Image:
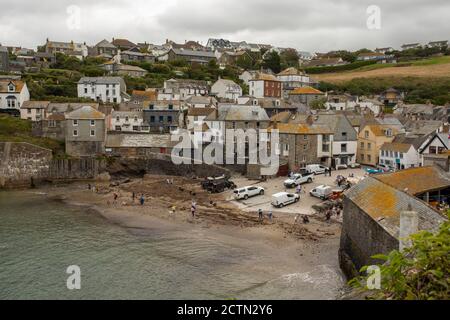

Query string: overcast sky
1 0 449 52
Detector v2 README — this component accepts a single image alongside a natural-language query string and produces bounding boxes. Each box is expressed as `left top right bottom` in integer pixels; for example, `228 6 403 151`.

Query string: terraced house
357 124 396 166
0 79 30 112
77 77 128 104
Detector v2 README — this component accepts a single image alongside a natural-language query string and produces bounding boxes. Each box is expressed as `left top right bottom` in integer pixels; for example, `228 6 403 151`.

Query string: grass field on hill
314 56 450 83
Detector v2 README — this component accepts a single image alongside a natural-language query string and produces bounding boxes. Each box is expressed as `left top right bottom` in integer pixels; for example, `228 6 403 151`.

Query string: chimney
306 115 314 125
399 209 418 252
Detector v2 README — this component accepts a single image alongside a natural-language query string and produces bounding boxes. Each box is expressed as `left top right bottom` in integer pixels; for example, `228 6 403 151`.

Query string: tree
310 97 327 110
236 54 254 70
349 214 450 300
280 48 299 69
262 51 281 73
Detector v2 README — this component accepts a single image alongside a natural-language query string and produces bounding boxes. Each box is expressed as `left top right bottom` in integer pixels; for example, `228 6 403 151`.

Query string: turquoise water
0 191 344 299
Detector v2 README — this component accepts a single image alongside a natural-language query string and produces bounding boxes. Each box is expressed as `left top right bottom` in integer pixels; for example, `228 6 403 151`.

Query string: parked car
365 167 383 174
201 175 227 190
377 164 394 172
335 164 348 170
283 172 314 188
309 185 333 200
305 164 329 175
271 192 300 208
234 186 265 200
349 163 361 168
206 179 236 193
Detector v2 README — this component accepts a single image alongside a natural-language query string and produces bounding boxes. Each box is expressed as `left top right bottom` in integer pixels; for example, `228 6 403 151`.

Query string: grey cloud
0 0 449 52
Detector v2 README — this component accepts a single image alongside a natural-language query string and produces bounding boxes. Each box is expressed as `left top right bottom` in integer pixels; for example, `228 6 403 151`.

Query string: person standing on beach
268 210 273 222
113 193 118 204
258 209 263 222
140 194 145 206
191 200 196 218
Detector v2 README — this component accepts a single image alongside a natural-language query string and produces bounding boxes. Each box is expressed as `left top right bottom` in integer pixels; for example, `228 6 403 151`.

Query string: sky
0 0 449 53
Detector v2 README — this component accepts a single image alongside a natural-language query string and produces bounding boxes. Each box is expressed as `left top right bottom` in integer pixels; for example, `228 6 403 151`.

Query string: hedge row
302 60 377 74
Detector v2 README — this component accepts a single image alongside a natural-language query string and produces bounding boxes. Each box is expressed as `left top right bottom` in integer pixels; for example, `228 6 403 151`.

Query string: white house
211 78 242 101
379 142 421 170
239 70 258 85
0 80 30 110
77 77 128 104
419 133 449 157
276 67 311 98
20 101 50 121
110 111 149 132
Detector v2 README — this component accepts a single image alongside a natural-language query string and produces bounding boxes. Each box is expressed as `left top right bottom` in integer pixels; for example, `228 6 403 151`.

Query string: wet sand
44 175 347 299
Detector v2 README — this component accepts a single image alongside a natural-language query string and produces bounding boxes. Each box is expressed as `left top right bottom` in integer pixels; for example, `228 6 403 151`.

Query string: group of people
325 204 342 221
294 214 310 224
257 209 273 222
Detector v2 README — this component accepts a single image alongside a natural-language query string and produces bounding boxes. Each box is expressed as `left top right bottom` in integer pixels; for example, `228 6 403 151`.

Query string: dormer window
8 84 15 92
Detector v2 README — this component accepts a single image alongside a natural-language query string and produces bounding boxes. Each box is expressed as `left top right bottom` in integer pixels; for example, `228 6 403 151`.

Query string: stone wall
107 153 231 178
0 142 53 188
339 196 398 279
49 158 106 180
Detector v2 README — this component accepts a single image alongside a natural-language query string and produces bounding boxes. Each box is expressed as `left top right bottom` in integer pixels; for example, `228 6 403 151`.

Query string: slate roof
268 123 332 135
380 142 413 153
21 101 50 109
289 86 324 95
345 176 446 238
187 107 216 117
375 166 450 196
171 49 216 58
65 105 105 120
205 105 269 122
0 80 25 93
106 133 173 148
95 39 116 48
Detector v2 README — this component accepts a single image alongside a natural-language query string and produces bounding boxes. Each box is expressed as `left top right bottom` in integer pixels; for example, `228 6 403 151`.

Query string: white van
309 185 333 200
305 164 329 175
271 192 300 208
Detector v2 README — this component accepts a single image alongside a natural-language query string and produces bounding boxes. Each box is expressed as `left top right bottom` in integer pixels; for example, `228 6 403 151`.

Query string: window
167 116 173 123
400 153 404 159
429 146 437 154
134 116 138 122
361 154 365 161
150 116 155 123
27 109 31 114
368 155 372 162
342 132 347 139
132 126 139 131
84 88 88 94
303 144 308 150
367 143 372 150
48 120 56 128
73 120 78 126
360 142 364 149
115 126 121 131
73 130 78 137
125 116 129 122
364 130 369 138
8 84 15 92
116 116 120 121
168 104 173 110
149 105 154 110
322 144 329 152
90 130 95 137
7 98 16 108
303 135 308 140
159 116 164 123
341 144 347 153
90 120 95 126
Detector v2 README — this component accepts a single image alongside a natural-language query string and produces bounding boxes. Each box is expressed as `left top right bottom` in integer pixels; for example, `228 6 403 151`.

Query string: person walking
258 209 263 222
132 192 136 203
191 200 196 218
140 194 145 206
268 210 273 222
113 193 118 205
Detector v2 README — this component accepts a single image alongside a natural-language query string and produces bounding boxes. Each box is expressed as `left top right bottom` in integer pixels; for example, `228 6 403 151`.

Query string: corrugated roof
375 166 450 196
289 86 324 95
345 176 445 238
